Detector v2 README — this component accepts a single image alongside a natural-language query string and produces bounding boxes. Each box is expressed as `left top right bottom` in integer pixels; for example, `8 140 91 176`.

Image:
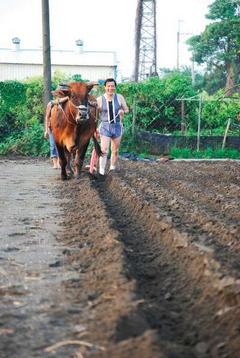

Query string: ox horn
87 81 99 91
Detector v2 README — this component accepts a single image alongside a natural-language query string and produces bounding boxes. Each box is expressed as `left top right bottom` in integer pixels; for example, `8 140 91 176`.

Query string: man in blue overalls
97 78 129 176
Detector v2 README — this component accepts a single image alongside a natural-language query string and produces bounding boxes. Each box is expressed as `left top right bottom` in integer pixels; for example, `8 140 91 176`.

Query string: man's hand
118 109 125 120
44 130 49 139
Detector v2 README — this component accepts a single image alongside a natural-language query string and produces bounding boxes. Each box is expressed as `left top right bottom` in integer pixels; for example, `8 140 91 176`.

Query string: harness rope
55 97 97 126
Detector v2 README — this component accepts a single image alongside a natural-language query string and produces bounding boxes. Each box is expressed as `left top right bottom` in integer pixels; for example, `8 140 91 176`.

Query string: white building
0 38 118 82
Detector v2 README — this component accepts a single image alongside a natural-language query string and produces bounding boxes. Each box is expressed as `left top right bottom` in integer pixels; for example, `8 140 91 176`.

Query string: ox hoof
61 175 70 181
97 174 106 182
88 172 98 180
66 167 74 176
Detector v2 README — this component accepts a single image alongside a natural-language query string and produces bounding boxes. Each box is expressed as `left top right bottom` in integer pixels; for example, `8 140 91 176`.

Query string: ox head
69 81 98 123
52 81 98 124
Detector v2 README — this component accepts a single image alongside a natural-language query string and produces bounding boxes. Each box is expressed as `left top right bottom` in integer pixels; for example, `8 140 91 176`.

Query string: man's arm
117 94 129 113
117 94 129 121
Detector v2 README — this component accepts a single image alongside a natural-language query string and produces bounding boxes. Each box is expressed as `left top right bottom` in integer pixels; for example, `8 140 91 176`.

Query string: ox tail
93 135 102 157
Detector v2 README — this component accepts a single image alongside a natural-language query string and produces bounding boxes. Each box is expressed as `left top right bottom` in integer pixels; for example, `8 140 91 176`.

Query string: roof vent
12 37 21 51
75 39 84 53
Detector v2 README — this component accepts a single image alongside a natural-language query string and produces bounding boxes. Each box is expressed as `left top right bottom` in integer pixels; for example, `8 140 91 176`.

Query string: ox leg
56 145 68 180
65 149 74 176
74 140 90 179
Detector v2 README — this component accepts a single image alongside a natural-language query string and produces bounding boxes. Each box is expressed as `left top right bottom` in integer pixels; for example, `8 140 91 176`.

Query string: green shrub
0 81 27 138
0 122 48 157
170 146 240 159
118 72 198 132
201 90 240 131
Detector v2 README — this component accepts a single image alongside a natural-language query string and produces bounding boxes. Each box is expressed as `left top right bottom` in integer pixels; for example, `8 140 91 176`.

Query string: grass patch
170 146 240 159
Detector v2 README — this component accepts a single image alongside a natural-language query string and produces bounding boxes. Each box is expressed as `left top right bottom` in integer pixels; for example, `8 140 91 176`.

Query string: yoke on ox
50 81 101 180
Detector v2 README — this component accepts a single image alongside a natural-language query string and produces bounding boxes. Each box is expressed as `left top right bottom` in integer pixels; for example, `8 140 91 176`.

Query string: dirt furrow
118 161 240 276
57 176 163 358
89 172 240 357
55 171 240 358
159 161 240 186
1 158 239 358
150 172 240 224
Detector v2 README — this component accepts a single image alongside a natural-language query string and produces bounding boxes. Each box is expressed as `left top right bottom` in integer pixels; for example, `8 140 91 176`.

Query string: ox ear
87 81 99 92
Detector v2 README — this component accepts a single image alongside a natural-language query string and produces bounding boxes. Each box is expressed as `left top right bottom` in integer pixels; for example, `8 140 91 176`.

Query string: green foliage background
187 0 240 92
0 70 240 158
0 0 239 159
0 72 83 156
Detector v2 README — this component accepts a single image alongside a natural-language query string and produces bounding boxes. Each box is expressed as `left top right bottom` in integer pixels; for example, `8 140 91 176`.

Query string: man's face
105 81 116 95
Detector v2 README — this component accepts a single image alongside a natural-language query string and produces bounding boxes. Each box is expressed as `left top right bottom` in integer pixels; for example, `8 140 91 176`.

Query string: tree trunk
225 60 235 95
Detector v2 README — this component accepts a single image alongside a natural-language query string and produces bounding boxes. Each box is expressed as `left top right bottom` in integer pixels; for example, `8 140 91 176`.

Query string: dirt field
0 157 239 358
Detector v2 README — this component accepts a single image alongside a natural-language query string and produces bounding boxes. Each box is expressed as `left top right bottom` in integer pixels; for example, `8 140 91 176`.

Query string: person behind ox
97 78 129 176
44 83 69 169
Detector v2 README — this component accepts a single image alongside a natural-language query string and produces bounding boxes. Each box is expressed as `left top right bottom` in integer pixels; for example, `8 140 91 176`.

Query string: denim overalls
99 94 123 138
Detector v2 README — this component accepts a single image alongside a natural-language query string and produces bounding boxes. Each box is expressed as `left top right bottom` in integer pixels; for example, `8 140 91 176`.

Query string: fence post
222 118 231 149
197 96 202 152
181 100 186 134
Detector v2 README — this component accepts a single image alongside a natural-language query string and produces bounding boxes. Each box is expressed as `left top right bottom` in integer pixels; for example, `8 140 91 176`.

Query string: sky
0 0 213 78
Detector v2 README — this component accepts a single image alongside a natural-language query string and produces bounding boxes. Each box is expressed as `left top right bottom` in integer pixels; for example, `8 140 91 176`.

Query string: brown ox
49 81 101 180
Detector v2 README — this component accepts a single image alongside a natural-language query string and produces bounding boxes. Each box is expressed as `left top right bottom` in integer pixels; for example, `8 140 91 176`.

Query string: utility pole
133 0 157 82
191 59 195 87
42 0 52 108
176 20 181 70
236 3 240 16
176 19 192 71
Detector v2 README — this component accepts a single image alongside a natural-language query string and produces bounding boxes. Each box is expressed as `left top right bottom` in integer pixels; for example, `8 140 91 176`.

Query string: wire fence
125 94 240 153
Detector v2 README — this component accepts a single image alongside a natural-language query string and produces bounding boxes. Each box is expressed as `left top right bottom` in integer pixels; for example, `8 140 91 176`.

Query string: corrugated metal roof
0 47 117 67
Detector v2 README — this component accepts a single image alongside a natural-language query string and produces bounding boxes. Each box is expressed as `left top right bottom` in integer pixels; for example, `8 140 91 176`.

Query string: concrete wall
0 63 115 81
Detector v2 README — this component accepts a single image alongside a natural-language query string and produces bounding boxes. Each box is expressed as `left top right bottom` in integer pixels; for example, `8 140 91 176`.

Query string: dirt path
0 158 90 357
0 158 239 358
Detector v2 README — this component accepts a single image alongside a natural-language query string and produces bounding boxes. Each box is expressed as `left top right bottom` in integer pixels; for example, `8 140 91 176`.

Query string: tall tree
187 0 240 94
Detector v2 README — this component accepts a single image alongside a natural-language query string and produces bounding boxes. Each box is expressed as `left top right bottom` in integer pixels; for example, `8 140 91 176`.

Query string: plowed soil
0 157 239 358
